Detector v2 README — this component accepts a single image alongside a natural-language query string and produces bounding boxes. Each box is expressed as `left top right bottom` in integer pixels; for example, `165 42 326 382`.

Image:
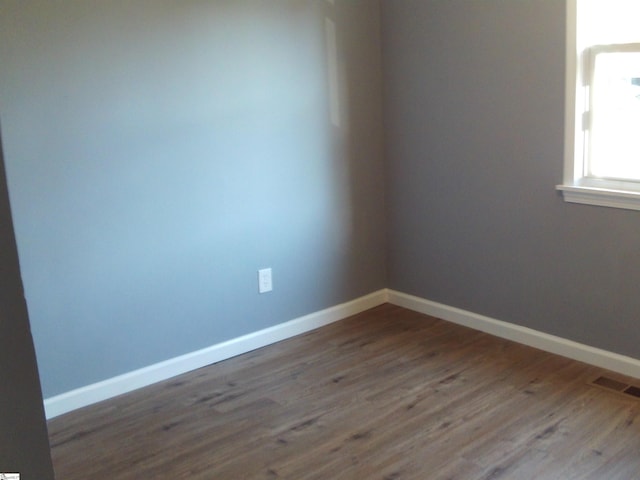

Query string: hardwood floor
47 304 640 479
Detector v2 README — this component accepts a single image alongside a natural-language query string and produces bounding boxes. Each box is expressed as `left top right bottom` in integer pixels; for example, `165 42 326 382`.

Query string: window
589 45 640 182
558 0 640 210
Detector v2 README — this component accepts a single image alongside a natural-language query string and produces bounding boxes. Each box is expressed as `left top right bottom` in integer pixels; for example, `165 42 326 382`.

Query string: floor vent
590 376 640 400
624 386 640 398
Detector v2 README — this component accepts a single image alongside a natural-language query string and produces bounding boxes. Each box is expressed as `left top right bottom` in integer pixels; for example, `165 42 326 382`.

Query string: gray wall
382 0 640 358
0 125 54 478
0 0 386 398
6 0 638 408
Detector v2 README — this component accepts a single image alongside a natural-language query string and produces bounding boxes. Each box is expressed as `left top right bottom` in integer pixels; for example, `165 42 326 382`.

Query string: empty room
1 0 640 478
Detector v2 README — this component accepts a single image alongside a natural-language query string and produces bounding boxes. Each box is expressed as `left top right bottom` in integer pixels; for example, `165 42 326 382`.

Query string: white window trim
556 0 640 211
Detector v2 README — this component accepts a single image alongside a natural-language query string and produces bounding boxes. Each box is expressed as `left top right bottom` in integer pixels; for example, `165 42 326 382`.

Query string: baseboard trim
387 289 640 379
47 288 640 419
44 289 389 419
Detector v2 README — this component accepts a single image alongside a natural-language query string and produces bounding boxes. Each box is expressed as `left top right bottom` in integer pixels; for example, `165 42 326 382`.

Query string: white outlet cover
258 268 273 293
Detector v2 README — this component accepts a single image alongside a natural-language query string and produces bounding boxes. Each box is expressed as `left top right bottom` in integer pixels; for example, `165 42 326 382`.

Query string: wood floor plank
48 304 640 479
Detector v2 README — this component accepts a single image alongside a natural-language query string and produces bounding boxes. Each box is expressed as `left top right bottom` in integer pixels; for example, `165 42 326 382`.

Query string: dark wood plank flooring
47 304 640 479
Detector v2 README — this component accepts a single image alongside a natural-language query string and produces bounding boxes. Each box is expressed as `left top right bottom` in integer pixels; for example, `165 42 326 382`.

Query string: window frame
557 0 640 211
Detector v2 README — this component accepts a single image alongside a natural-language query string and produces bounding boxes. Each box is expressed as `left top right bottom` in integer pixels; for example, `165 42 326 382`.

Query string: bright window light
589 48 640 181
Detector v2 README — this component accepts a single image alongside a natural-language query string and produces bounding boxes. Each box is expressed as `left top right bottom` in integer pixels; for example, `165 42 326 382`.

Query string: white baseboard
44 289 389 419
46 288 640 419
387 289 640 379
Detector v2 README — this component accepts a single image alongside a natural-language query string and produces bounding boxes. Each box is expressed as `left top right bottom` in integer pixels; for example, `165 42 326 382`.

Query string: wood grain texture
48 304 640 479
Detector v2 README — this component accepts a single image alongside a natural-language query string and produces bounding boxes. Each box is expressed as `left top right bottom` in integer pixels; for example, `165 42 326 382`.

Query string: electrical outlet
258 268 273 293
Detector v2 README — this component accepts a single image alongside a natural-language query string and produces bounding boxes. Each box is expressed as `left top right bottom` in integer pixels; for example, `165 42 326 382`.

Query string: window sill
556 184 640 211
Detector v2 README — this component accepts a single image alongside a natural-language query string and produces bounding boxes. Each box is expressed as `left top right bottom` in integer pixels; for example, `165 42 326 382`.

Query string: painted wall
0 125 54 478
382 0 640 359
0 0 386 398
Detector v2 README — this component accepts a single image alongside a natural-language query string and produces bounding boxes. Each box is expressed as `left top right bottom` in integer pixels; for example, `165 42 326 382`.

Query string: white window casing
558 0 640 211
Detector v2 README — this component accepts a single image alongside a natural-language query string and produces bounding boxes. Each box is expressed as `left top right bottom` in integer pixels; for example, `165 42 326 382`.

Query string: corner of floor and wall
42 287 640 420
1 0 640 432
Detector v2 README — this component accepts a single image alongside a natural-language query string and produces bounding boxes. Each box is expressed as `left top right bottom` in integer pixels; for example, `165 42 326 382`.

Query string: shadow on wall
0 0 385 398
0 122 55 478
